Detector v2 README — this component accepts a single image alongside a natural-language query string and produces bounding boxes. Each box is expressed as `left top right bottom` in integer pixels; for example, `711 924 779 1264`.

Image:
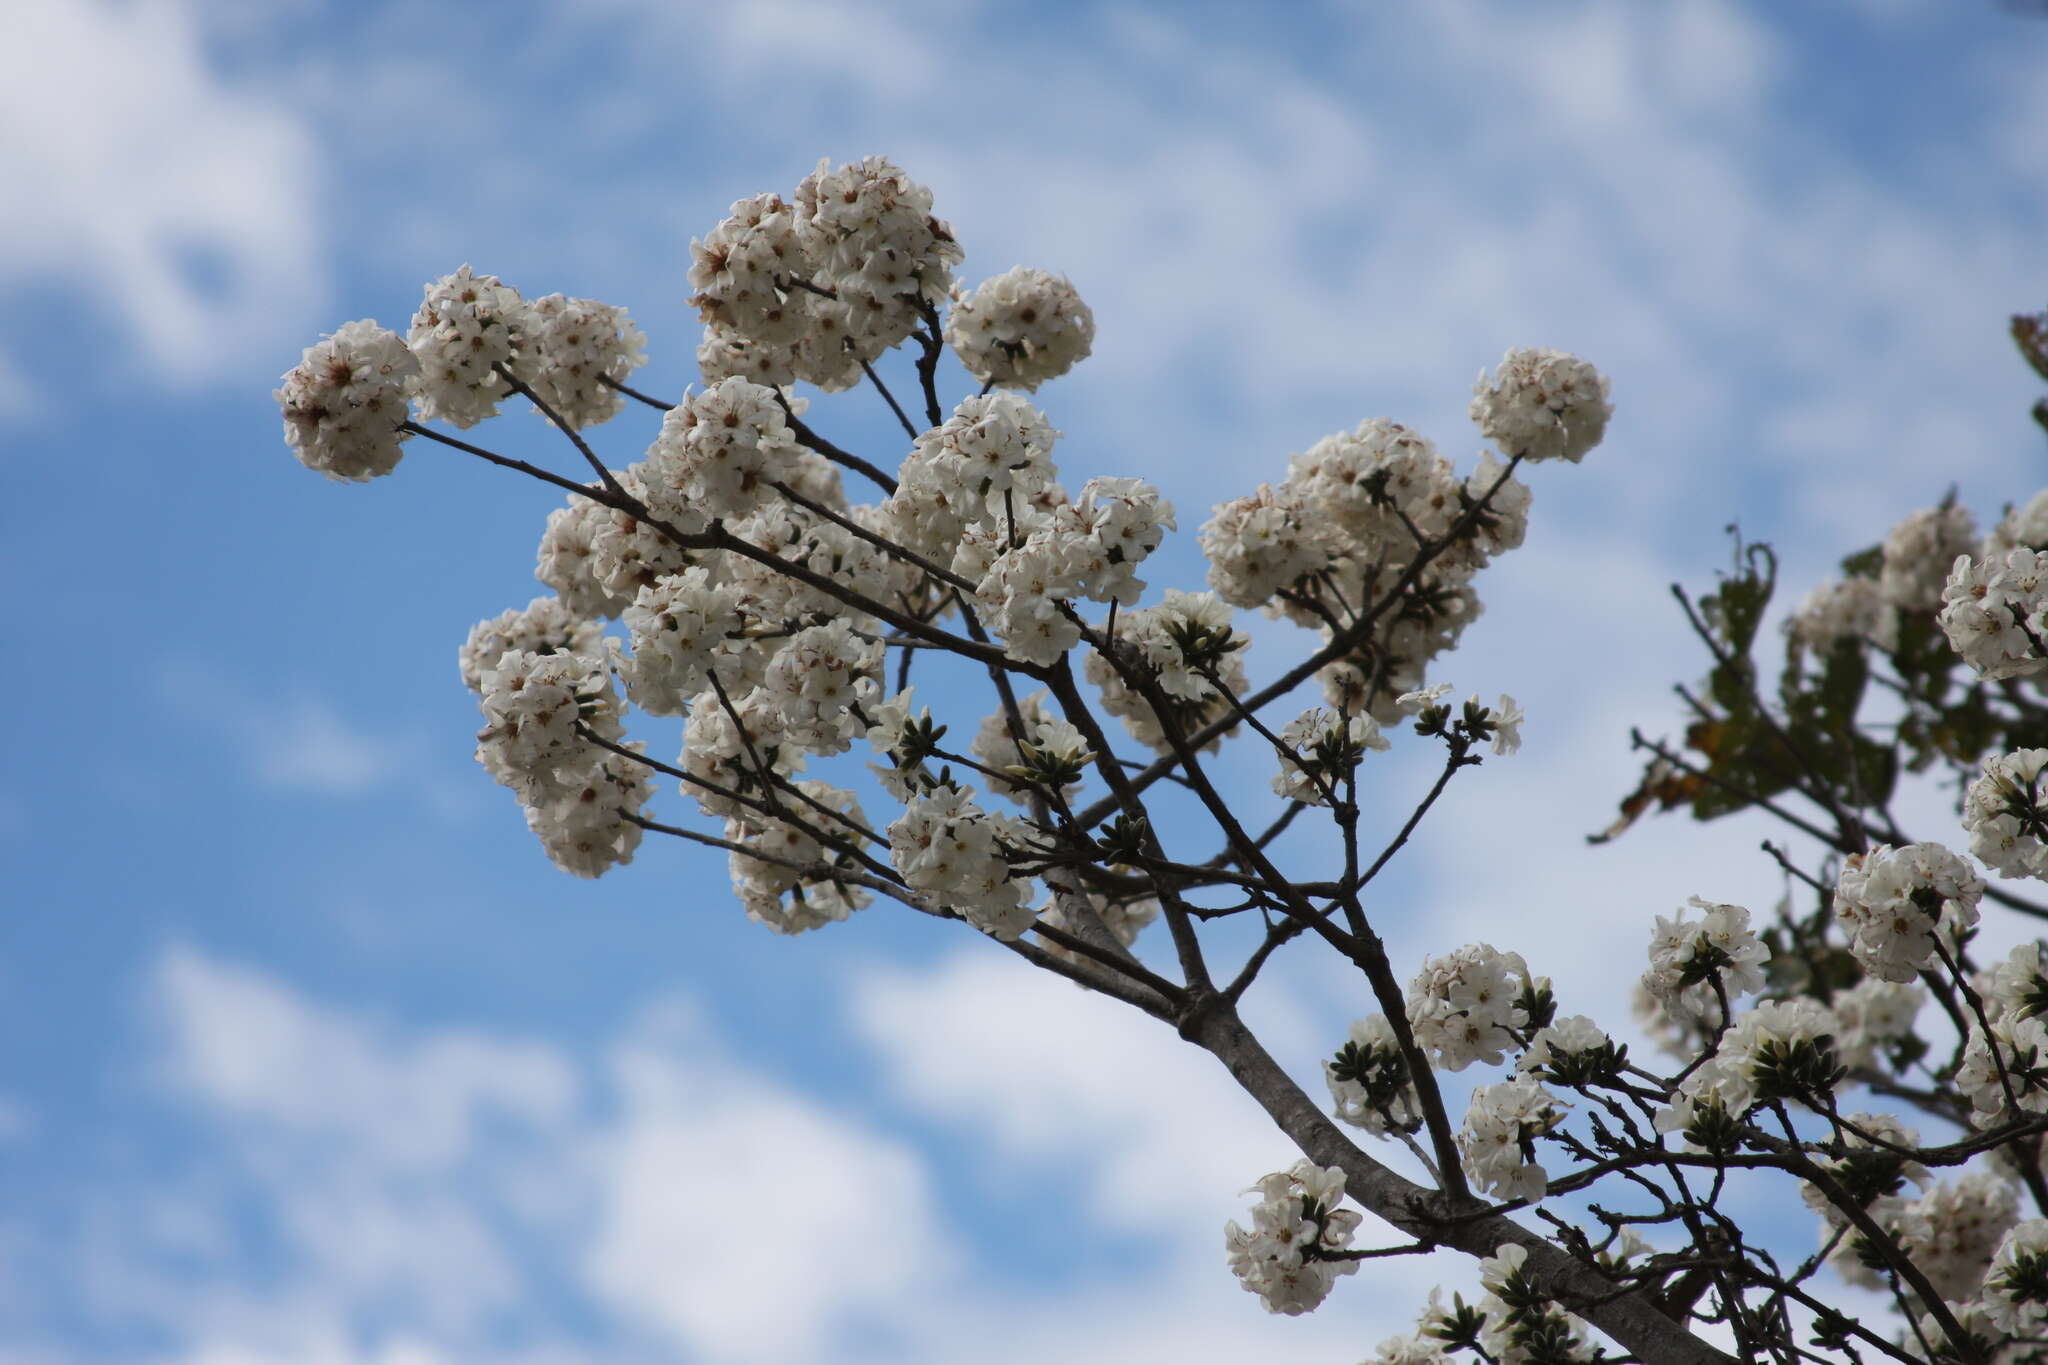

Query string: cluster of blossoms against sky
277 156 2048 1361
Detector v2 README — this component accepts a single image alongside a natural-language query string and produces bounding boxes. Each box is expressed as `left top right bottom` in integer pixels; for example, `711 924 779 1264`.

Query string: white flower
726 781 872 934
1482 693 1524 755
644 376 806 523
1086 593 1248 755
1458 1076 1564 1201
275 320 417 481
1940 550 2048 681
1829 976 1925 1072
1199 483 1338 609
1964 750 2048 881
945 267 1095 390
524 742 653 878
1982 941 2048 1027
1223 1161 1360 1315
1958 1013 2048 1122
459 596 606 694
406 265 527 428
793 156 962 369
1832 841 1984 983
1406 944 1533 1072
1986 488 2048 557
887 787 1036 940
1982 1218 2048 1335
963 692 1061 806
1899 1173 2022 1304
1880 502 1978 612
519 293 647 430
619 569 742 716
1396 683 1453 711
1640 896 1771 1017
759 619 881 756
1272 707 1388 805
679 686 805 820
474 648 622 808
1786 576 1892 654
1670 998 1838 1120
1326 1014 1422 1136
1469 347 1612 464
1800 1113 1931 1289
1516 1015 1613 1080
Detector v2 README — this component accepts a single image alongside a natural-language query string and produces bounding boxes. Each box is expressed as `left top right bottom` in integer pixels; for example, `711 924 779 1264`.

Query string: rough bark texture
1190 1002 1738 1365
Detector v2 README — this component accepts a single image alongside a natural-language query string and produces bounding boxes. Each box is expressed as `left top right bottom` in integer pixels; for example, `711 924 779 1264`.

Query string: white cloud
78 949 967 1364
245 698 407 795
155 946 577 1170
575 999 956 1363
154 661 412 797
847 951 1301 1233
0 0 322 388
98 945 1463 1364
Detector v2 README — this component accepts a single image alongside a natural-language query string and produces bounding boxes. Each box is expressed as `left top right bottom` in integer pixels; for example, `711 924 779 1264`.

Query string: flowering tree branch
276 156 2048 1364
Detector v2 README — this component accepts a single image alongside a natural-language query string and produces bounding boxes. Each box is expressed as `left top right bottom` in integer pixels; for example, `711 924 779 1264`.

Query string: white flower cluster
1222 1161 1361 1315
1639 896 1771 1023
760 620 881 755
1085 590 1247 754
1914 1299 2015 1365
619 568 741 716
474 648 647 877
887 787 1036 939
475 648 622 805
275 320 417 482
973 475 1176 665
1957 941 2048 1123
1197 482 1338 610
1785 576 1891 655
407 265 527 429
460 595 608 694
1832 841 1983 982
527 742 654 878
680 687 802 819
1664 998 1838 1128
644 377 807 522
1516 1014 1615 1081
1889 1172 2022 1303
969 691 1067 805
726 781 872 934
1797 1115 2011 1306
1199 406 1555 721
1458 1075 1564 1201
1986 488 2048 559
1829 976 1925 1072
1797 1111 1928 1232
1982 1218 2048 1337
1983 941 2048 1023
690 158 962 391
1965 749 2048 881
1468 347 1614 465
1406 944 1534 1072
1325 1014 1423 1136
519 292 648 430
945 266 1095 391
1942 548 2048 681
1880 502 1978 612
1362 1331 1449 1365
1272 707 1389 805
1464 1245 1603 1365
884 392 1063 567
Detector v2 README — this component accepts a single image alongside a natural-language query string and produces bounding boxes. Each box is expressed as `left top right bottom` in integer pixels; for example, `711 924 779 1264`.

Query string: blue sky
5 1 2047 1360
